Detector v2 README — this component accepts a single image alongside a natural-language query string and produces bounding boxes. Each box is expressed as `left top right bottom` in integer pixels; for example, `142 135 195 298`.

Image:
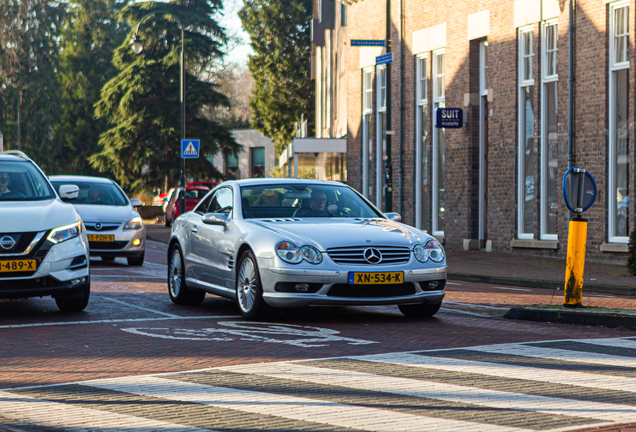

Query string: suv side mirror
58 184 79 202
202 213 229 227
130 198 143 207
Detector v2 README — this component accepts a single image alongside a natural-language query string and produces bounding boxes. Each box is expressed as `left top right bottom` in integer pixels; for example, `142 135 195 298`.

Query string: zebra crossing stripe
78 375 538 432
0 390 208 432
218 361 636 424
574 338 636 350
470 343 636 367
356 351 636 394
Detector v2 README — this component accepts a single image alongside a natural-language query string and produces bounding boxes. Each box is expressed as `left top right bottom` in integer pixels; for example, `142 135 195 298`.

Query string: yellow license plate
88 234 114 242
0 259 37 273
348 271 404 284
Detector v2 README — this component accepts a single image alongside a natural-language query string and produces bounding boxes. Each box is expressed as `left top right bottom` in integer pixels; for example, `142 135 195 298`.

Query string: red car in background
164 185 211 227
187 181 217 189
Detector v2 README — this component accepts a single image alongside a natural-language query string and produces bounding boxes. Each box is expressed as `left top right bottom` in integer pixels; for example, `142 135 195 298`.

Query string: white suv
0 151 91 312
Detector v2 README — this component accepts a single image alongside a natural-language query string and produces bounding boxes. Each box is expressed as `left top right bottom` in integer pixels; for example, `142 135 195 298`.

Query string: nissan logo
94 223 102 231
364 247 382 264
0 236 16 251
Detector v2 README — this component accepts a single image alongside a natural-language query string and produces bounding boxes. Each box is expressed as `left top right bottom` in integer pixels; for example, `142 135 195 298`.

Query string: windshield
0 160 55 201
240 184 382 219
50 181 128 206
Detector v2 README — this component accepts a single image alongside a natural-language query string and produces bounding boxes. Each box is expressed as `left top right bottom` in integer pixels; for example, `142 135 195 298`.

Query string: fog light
295 283 309 292
133 239 141 247
428 281 440 290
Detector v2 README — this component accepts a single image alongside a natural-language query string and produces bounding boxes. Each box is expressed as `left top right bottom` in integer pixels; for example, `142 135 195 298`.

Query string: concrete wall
213 129 276 179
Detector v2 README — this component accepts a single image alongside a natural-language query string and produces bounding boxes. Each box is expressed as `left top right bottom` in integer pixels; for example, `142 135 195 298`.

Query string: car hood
73 204 137 223
0 199 79 233
249 218 431 250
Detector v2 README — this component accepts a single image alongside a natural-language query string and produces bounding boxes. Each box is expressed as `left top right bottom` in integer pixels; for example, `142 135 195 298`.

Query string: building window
341 2 346 26
378 66 387 110
375 65 387 209
432 50 445 236
415 54 429 232
250 147 265 178
541 20 558 240
362 68 374 199
518 26 535 239
609 1 630 242
225 153 239 180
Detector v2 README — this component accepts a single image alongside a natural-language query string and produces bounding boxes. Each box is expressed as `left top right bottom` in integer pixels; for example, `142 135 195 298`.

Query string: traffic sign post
181 139 200 159
562 168 598 308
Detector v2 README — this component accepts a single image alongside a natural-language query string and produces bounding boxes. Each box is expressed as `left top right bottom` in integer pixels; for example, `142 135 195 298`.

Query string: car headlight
48 221 82 244
124 217 144 230
413 243 428 263
276 242 303 264
300 245 323 264
426 239 445 262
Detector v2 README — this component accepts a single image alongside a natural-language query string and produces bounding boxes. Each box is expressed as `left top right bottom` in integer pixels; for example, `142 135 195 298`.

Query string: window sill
510 239 559 250
600 243 628 253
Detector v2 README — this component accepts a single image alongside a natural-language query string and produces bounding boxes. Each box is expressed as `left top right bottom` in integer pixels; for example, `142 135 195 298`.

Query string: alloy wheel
169 248 182 298
237 257 257 313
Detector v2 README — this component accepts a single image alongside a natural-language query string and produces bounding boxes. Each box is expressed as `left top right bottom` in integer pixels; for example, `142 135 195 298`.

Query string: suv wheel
55 284 90 312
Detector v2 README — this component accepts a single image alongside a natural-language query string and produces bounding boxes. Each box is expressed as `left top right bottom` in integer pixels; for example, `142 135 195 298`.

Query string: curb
503 307 636 330
448 273 636 297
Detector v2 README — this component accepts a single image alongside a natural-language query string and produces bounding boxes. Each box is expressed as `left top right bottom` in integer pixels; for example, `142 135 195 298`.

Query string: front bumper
260 262 446 308
88 226 146 258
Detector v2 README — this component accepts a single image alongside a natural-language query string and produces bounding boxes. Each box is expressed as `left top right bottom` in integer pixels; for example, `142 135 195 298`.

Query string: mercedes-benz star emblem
0 236 16 251
363 247 382 264
94 223 102 231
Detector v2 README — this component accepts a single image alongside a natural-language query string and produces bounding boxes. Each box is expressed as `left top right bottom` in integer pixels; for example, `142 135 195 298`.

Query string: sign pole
564 217 587 307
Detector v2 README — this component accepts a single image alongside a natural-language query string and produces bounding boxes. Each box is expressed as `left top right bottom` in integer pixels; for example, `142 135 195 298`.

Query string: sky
217 0 253 65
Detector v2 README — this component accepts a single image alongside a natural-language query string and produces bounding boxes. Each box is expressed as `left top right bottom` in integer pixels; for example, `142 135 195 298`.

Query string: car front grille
84 223 120 232
327 246 411 265
89 241 129 250
0 232 51 279
0 232 38 255
327 283 416 298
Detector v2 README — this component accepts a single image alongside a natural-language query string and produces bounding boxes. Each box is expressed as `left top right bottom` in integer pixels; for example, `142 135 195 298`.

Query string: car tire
399 302 442 318
127 253 145 267
168 245 205 305
55 284 90 312
236 250 269 320
101 256 115 263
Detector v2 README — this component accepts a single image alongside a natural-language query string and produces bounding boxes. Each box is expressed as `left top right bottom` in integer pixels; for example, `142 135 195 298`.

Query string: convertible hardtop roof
227 178 343 187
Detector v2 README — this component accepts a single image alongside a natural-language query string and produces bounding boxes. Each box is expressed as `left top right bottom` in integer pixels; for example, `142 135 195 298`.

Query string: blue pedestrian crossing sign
181 139 200 159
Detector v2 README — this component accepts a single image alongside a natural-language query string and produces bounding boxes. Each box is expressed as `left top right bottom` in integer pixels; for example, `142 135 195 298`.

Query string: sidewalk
446 248 636 296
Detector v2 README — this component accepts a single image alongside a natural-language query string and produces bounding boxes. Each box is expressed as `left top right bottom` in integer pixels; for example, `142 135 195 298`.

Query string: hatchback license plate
0 259 37 273
348 271 404 284
88 234 114 242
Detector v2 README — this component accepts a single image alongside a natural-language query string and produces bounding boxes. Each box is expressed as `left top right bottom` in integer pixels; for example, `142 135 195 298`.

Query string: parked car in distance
164 185 211 227
49 176 146 266
0 151 91 312
187 181 217 189
167 178 446 320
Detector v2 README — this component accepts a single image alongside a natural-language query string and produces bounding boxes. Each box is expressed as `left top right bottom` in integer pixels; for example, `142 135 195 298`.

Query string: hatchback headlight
300 245 323 264
48 221 82 244
276 242 303 264
124 217 144 230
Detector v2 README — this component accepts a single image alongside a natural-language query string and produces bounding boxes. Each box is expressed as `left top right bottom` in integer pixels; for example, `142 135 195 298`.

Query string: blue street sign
351 39 386 47
181 139 200 159
375 52 393 65
435 108 463 128
563 167 597 213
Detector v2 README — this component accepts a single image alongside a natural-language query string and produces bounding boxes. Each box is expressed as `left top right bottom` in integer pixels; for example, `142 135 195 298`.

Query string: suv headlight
413 240 445 263
124 217 144 230
48 221 82 244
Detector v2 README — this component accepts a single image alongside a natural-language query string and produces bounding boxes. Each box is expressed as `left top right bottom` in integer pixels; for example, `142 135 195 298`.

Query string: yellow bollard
564 219 588 307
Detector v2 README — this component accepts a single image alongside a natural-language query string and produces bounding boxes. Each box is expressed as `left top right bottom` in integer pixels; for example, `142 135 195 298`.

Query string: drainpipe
568 0 574 170
398 0 404 216
385 0 392 213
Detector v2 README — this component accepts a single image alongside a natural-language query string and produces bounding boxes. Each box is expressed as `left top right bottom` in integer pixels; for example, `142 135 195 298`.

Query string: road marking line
101 297 180 318
445 281 462 285
574 338 636 350
356 352 636 394
219 362 636 423
0 390 211 432
80 376 535 432
444 301 509 310
473 344 636 368
492 287 532 292
440 308 491 317
0 315 239 330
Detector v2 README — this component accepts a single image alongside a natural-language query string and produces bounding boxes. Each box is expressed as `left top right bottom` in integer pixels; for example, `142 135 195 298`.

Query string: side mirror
202 212 229 227
385 212 402 222
130 198 143 207
58 184 79 202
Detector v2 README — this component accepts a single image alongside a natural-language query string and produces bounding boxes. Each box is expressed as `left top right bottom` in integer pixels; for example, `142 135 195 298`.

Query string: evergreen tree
51 0 130 176
92 0 240 192
239 0 314 155
0 0 65 168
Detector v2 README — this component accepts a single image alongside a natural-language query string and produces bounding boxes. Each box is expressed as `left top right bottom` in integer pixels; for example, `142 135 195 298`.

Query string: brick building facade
312 0 633 262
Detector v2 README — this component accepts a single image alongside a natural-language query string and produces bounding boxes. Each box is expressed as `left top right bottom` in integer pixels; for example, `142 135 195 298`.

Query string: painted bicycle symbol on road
122 321 378 348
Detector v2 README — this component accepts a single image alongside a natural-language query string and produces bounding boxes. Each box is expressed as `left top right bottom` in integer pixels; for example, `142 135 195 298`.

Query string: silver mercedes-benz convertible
168 178 446 320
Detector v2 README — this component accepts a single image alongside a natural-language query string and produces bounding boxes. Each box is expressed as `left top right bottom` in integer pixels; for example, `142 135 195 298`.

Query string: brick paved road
2 240 636 431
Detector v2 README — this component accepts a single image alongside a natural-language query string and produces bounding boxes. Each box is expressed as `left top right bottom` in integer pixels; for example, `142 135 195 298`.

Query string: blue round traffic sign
563 167 597 213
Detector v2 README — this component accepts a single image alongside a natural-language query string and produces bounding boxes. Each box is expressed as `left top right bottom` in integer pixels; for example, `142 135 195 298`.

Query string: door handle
191 226 198 233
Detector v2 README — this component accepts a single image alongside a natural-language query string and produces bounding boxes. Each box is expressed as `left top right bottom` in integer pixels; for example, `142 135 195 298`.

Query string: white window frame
375 65 387 208
415 53 428 231
517 25 535 240
609 1 630 243
362 67 374 198
478 41 488 242
316 46 323 136
432 49 445 237
540 20 558 241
